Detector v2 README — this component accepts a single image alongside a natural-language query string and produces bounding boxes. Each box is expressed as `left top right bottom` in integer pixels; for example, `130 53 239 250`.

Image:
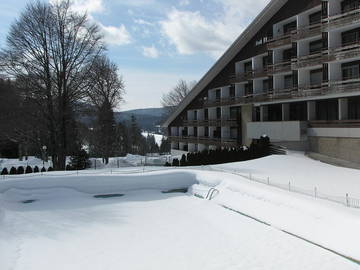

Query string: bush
47 167 53 171
17 166 24 174
69 149 90 170
9 167 17 175
172 158 179 167
25 166 33 174
41 167 46 172
164 162 171 167
1 168 8 175
180 154 187 166
65 164 72 171
33 166 39 173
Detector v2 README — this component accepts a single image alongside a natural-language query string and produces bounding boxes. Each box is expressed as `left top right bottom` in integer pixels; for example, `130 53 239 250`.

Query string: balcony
291 23 322 41
292 52 324 69
181 118 240 127
229 69 268 83
324 78 360 95
326 42 360 62
268 61 292 74
309 120 360 128
322 9 360 31
267 34 292 50
169 136 238 147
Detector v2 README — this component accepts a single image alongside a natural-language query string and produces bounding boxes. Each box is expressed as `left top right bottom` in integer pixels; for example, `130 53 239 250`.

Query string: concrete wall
309 136 360 164
241 105 253 146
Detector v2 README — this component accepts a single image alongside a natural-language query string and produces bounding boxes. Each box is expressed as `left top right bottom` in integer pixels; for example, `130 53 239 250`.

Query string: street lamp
41 145 47 166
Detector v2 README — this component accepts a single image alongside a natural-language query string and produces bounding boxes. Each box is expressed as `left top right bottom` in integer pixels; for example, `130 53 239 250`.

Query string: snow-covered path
0 189 358 270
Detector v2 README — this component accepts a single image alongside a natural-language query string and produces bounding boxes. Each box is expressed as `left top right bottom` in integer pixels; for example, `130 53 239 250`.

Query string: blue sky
0 0 270 111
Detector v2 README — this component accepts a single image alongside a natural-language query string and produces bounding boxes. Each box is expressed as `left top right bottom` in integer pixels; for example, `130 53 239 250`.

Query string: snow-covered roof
162 0 287 127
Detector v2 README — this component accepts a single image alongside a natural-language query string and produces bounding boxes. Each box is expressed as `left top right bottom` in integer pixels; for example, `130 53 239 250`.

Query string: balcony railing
181 118 240 127
322 8 360 31
268 61 292 74
292 52 324 69
326 41 360 62
267 34 292 49
291 23 321 41
309 120 360 128
229 69 268 83
169 136 238 147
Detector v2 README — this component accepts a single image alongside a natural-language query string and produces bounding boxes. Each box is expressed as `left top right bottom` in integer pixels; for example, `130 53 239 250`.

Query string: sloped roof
162 0 287 127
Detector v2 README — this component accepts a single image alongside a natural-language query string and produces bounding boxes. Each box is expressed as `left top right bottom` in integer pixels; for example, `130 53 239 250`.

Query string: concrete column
338 98 348 120
260 105 268 122
282 103 290 121
307 101 316 121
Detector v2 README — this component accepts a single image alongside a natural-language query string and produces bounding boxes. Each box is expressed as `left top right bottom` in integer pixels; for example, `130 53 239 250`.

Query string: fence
1 164 359 210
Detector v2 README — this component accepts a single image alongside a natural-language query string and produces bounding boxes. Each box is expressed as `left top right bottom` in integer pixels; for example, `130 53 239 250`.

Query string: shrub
65 164 72 171
180 154 187 166
33 166 39 173
47 167 53 171
1 168 9 175
41 167 46 172
25 166 33 174
164 162 171 167
69 149 90 170
172 158 179 167
17 166 24 174
9 167 17 175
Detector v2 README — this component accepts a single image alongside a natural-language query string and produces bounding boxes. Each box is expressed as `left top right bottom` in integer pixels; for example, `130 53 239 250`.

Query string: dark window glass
309 11 322 25
245 83 253 95
263 56 270 70
283 48 295 61
194 111 197 120
342 27 360 45
310 69 323 85
230 107 241 119
263 79 270 91
244 61 252 73
194 127 198 137
309 39 323 54
348 96 360 119
204 109 208 120
284 75 293 89
290 102 307 121
341 0 360 13
253 107 261 122
216 107 221 119
342 62 360 80
283 21 297 35
268 104 282 121
316 99 339 120
230 127 238 139
230 86 235 97
215 89 221 99
205 127 209 137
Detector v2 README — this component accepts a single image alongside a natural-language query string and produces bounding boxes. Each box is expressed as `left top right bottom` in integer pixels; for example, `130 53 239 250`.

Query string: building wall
309 136 360 163
241 105 253 146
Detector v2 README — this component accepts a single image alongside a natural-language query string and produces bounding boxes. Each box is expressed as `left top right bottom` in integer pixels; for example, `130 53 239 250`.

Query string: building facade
163 0 360 164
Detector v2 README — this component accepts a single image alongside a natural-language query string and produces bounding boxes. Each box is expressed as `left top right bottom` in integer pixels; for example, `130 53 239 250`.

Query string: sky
0 0 270 111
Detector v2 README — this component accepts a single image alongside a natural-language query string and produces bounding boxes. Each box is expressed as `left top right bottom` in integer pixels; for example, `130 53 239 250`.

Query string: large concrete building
163 0 360 164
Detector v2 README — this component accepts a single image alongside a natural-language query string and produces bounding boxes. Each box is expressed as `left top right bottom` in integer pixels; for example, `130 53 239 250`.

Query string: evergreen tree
69 148 91 170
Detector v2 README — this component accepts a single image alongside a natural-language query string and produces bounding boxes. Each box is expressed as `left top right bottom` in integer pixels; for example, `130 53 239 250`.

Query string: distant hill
115 108 167 132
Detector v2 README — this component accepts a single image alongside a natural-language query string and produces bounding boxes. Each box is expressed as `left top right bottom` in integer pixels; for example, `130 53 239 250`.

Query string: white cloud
159 0 271 58
134 19 154 26
179 0 190 6
99 23 132 46
142 45 159 58
70 0 104 13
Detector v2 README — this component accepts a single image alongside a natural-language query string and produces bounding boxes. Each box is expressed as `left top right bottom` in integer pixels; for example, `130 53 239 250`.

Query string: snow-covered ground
1 153 360 269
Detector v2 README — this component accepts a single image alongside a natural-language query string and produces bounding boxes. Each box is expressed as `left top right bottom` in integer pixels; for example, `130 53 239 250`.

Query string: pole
314 187 317 198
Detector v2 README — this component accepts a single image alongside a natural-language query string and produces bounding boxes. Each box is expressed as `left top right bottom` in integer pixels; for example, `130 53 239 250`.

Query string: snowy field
1 153 360 269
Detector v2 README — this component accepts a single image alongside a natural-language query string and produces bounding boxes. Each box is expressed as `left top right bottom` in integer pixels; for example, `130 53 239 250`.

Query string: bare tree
0 0 105 170
86 55 125 109
161 79 196 115
85 55 125 164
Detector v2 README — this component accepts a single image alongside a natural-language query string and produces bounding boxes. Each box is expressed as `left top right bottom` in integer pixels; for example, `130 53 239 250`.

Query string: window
283 21 297 35
244 61 252 73
348 96 360 119
245 83 253 95
310 69 323 85
263 79 271 91
342 62 360 80
204 109 208 120
341 0 360 13
316 99 339 120
215 89 221 100
284 75 293 89
214 127 221 139
230 127 238 139
290 102 307 121
309 39 323 54
216 107 221 119
194 127 198 137
263 56 270 69
309 11 322 25
268 104 282 121
205 127 209 137
194 110 198 120
230 86 235 97
283 48 295 61
230 107 241 119
342 28 360 46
